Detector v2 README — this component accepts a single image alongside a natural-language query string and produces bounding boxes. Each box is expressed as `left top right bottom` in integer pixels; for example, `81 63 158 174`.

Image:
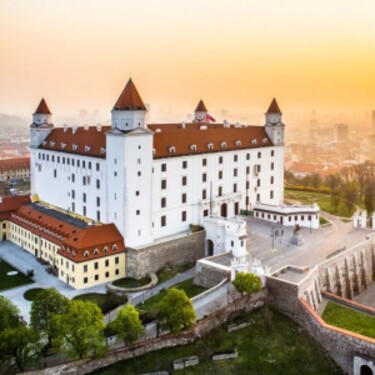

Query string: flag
206 114 216 123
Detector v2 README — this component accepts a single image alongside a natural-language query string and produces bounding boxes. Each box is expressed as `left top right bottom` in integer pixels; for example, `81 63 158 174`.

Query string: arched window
83 251 89 258
112 244 118 251
103 246 108 253
93 248 99 255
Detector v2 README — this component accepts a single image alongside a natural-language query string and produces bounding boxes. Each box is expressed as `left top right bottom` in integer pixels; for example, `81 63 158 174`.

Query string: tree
0 296 20 332
364 184 375 216
232 272 262 298
30 288 70 349
111 305 144 346
0 325 40 372
343 182 358 214
159 289 196 333
54 300 106 359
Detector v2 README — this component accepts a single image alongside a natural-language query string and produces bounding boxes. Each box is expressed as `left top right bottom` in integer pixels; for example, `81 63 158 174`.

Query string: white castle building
30 79 285 249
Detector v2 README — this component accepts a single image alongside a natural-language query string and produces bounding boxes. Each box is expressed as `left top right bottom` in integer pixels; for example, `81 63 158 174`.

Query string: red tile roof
266 98 281 114
0 195 31 220
39 122 272 159
195 100 207 112
34 98 51 115
0 158 30 172
9 204 125 262
148 122 272 159
113 79 146 111
40 126 110 158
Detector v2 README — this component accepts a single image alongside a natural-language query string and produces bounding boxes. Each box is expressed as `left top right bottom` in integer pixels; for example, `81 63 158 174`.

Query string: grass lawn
73 292 128 314
91 307 343 375
24 288 44 301
137 278 206 319
113 276 151 288
0 259 33 291
322 302 375 339
156 262 196 285
284 189 353 217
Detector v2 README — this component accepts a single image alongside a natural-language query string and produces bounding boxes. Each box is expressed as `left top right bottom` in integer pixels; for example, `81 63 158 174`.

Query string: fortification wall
126 231 206 278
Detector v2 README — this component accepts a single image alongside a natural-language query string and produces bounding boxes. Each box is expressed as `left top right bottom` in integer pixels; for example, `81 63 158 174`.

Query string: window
182 160 188 169
72 173 75 183
161 197 167 208
218 186 223 196
219 156 223 164
83 206 87 216
84 277 88 284
137 171 141 176
270 190 274 199
257 165 261 173
115 269 119 275
54 169 57 178
233 183 237 193
233 168 238 177
203 209 209 217
95 275 99 281
97 211 100 221
271 150 274 157
115 257 119 264
136 191 140 196
271 162 274 170
96 163 100 171
83 176 86 185
83 265 88 272
161 180 167 189
161 163 167 172
202 189 207 199
105 271 109 278
257 151 261 158
271 176 274 184
161 215 166 227
105 259 109 267
182 193 187 203
218 171 223 179
182 211 187 222
77 160 80 167
136 210 140 215
83 193 86 203
96 197 100 207
96 179 100 189
202 173 207 182
182 176 187 186
72 190 75 199
202 158 207 166
94 262 98 269
246 181 250 189
257 179 260 187
234 155 238 162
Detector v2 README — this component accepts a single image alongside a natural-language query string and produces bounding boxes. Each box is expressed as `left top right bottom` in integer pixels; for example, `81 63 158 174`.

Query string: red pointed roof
113 78 146 111
195 100 208 112
266 98 281 114
34 98 51 115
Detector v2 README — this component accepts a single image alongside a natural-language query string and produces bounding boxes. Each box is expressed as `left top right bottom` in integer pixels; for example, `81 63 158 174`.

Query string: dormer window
207 143 214 150
61 142 67 149
235 140 241 147
251 139 257 145
103 246 108 253
100 147 106 154
168 146 176 153
42 141 47 146
93 248 99 255
50 141 55 147
112 244 118 251
190 144 197 151
72 144 79 151
85 146 91 152
262 138 268 144
220 141 227 148
83 250 89 257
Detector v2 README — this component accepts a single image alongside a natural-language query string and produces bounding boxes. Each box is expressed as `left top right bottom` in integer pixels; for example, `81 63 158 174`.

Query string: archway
207 239 214 257
361 365 374 375
221 203 228 218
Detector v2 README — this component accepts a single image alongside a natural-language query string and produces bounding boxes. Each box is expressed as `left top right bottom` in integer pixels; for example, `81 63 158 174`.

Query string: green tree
364 184 375 216
0 325 40 372
232 272 262 298
54 300 106 359
159 288 196 333
343 182 358 214
111 305 145 346
30 288 70 349
0 296 20 332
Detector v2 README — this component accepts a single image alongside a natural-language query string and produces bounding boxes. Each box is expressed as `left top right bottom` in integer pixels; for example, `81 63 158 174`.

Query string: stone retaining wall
126 231 205 278
194 260 229 288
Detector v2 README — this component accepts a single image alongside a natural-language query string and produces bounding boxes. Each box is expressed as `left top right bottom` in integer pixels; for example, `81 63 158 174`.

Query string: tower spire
34 98 51 115
266 98 282 114
113 78 146 111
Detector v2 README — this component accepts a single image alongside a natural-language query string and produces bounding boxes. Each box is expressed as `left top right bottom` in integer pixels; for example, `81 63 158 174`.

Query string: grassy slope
322 302 375 339
0 259 33 291
91 307 343 375
284 189 353 217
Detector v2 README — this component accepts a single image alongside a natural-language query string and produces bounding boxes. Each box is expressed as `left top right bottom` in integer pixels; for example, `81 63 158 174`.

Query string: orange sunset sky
1 0 375 124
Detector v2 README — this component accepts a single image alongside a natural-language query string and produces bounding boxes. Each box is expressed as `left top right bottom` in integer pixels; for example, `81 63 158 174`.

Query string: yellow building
0 158 30 182
0 197 126 289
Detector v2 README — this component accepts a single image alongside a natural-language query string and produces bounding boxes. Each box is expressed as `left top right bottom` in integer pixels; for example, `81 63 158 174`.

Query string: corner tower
264 98 284 146
30 98 54 148
111 79 147 131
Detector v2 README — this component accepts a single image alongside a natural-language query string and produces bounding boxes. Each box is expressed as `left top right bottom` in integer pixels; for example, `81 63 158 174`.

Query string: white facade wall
30 148 107 222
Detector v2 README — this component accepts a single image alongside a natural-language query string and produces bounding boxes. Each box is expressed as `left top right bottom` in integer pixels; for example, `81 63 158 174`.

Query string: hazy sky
1 0 375 123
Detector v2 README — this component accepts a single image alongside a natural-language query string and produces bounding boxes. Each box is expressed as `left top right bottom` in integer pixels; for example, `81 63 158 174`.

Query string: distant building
372 110 375 133
333 123 348 142
0 157 30 182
